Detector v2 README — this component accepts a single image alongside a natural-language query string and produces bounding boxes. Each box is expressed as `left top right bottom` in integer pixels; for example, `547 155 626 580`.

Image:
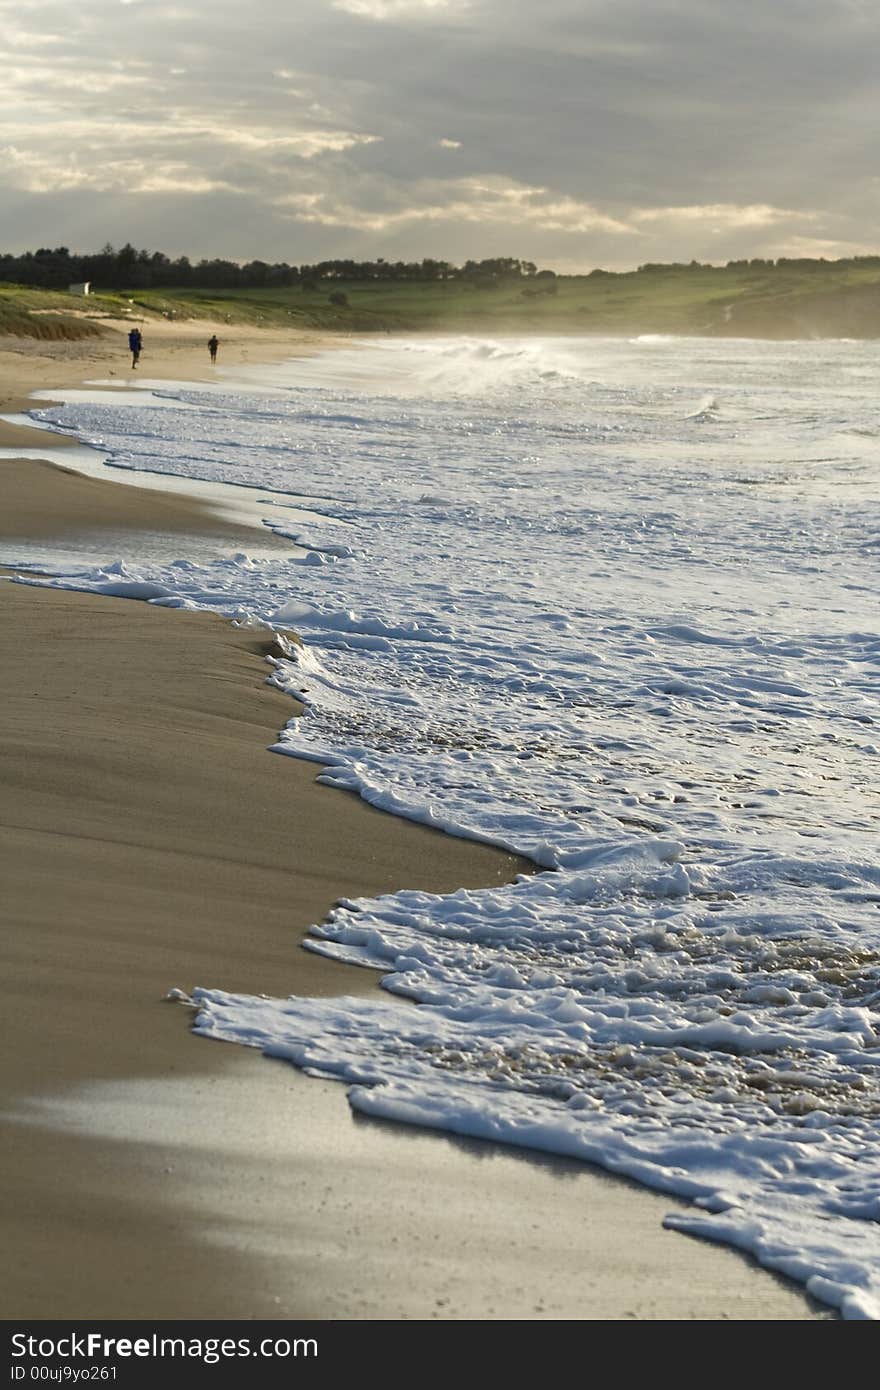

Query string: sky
2 0 879 271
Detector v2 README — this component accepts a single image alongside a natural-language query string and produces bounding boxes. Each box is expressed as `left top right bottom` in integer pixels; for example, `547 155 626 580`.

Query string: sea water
8 335 880 1317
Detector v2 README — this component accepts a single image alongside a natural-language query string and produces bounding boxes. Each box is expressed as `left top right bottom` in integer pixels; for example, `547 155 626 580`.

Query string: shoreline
0 324 829 1319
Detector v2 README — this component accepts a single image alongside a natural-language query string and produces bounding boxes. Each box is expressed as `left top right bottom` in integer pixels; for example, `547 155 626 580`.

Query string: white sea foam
8 335 880 1317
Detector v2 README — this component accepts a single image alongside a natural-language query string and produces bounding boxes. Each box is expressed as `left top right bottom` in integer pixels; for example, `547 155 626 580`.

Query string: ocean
9 334 880 1317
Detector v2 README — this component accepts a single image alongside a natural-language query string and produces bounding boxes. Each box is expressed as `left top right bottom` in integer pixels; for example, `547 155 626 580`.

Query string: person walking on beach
128 327 143 369
208 334 219 364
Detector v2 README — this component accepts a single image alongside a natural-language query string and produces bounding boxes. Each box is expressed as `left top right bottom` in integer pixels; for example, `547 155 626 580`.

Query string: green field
5 259 880 339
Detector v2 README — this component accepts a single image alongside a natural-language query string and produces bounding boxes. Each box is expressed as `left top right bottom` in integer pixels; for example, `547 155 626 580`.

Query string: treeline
628 256 880 274
7 243 880 295
0 244 545 291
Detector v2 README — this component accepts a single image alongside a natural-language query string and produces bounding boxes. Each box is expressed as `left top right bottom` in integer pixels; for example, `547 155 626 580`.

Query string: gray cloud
1 0 878 267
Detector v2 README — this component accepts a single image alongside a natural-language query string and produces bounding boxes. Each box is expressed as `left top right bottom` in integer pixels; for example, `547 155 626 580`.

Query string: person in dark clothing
208 335 219 364
128 328 142 369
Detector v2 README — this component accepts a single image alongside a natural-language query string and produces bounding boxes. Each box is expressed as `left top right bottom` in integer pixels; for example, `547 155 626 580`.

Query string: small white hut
68 281 91 296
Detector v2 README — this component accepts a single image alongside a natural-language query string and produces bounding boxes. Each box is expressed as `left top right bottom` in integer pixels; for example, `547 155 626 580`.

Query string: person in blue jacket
128 327 142 369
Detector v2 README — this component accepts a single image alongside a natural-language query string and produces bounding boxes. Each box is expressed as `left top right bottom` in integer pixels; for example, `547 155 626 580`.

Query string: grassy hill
0 285 110 340
6 259 880 339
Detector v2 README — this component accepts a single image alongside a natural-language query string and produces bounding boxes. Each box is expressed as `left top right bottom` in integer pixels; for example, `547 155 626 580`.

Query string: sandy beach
0 312 339 420
0 320 829 1319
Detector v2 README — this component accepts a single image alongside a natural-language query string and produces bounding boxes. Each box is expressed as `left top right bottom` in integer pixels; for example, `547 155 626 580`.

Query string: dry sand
0 322 829 1319
0 312 337 420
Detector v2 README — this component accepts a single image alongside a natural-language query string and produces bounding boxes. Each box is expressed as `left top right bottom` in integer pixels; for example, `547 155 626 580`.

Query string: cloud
332 0 469 18
0 144 235 196
632 204 816 230
1 0 880 268
276 176 633 235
